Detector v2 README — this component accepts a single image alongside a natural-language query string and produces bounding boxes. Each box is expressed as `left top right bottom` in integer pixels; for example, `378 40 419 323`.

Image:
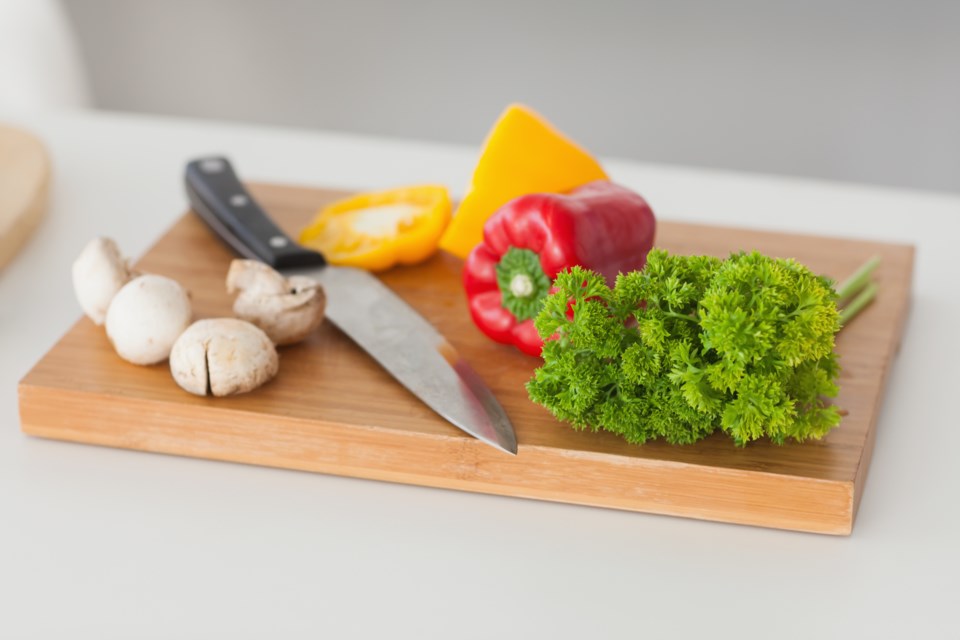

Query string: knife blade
184 157 518 455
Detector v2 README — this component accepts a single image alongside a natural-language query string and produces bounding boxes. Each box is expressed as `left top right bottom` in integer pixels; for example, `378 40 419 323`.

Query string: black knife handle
184 156 326 269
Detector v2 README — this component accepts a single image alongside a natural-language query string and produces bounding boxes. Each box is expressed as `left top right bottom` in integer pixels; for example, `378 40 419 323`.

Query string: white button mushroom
71 237 135 325
169 318 279 396
105 274 192 365
226 259 326 346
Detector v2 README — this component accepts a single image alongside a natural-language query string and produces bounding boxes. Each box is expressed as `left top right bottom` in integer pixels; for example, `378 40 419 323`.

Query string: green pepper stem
510 274 535 298
836 255 881 304
496 247 552 322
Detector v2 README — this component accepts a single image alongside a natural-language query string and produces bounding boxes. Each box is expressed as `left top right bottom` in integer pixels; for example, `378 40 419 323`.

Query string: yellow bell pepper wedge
299 185 451 272
438 104 609 259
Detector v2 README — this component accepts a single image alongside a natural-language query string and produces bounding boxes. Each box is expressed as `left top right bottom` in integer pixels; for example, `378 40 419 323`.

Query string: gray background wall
63 0 960 193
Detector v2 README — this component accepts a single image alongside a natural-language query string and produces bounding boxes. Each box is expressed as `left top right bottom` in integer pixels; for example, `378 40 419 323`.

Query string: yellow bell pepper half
299 185 451 272
438 103 609 259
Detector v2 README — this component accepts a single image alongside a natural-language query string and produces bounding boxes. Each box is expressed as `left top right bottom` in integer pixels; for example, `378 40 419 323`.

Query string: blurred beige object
0 125 50 271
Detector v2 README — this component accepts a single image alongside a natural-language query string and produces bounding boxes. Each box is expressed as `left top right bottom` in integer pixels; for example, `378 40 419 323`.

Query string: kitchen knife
184 157 518 455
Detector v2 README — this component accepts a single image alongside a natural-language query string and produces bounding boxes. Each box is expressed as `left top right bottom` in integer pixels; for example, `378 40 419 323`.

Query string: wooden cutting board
0 125 50 271
18 182 914 535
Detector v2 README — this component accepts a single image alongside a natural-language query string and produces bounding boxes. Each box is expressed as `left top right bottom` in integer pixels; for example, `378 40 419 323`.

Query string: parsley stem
839 281 878 326
661 310 699 323
836 255 881 303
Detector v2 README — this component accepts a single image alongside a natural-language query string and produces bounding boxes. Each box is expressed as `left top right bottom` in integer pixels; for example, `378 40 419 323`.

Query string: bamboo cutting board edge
17 382 858 534
850 285 914 518
18 182 914 535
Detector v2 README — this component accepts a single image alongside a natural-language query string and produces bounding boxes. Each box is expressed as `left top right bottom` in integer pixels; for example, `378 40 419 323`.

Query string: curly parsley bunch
527 250 842 446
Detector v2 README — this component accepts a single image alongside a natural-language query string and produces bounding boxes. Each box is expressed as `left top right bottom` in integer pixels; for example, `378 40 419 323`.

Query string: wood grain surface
0 125 49 271
19 183 914 534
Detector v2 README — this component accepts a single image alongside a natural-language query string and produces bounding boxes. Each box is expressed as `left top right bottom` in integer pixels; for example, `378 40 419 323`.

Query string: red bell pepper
463 180 656 356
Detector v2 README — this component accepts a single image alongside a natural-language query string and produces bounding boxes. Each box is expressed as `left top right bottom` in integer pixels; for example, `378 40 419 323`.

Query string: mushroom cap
105 274 192 365
227 259 326 346
226 260 289 296
169 318 279 396
71 237 134 325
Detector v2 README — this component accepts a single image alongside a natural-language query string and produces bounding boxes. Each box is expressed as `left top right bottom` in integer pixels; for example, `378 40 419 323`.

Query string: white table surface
2 109 959 639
